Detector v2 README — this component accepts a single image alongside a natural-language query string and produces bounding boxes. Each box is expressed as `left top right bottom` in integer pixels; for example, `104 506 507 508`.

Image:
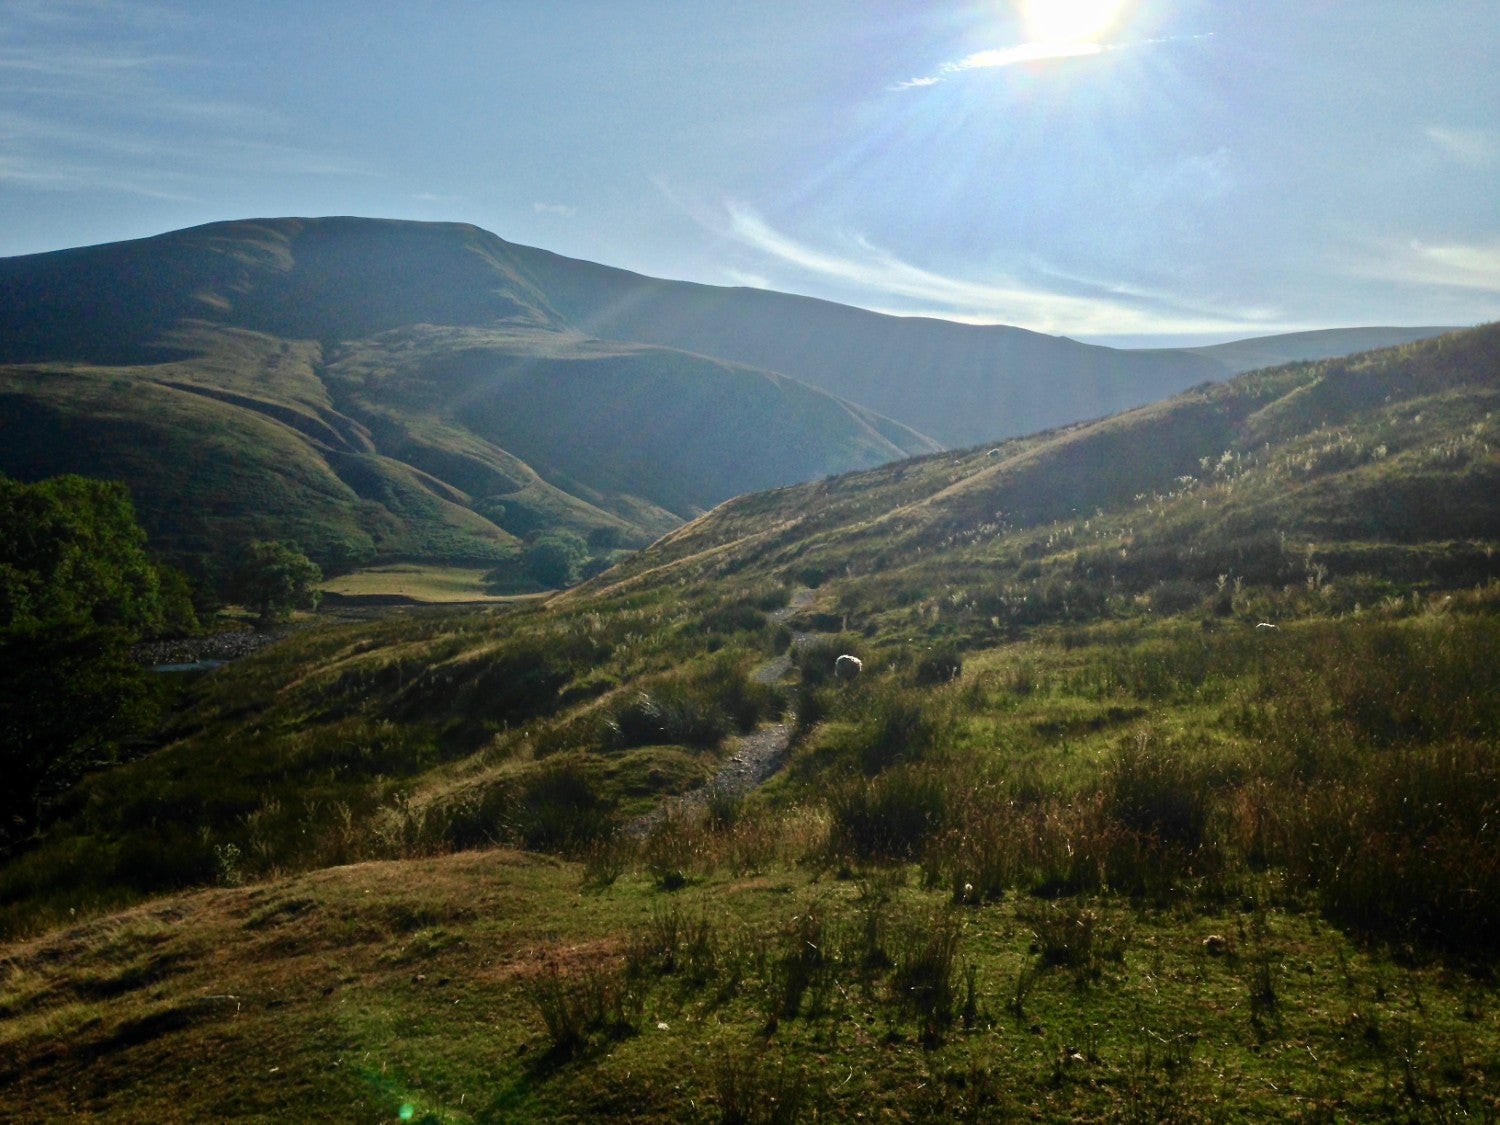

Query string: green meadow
2 326 1498 1120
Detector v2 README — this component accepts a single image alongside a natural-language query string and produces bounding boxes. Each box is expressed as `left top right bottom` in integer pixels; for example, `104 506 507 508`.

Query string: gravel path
626 720 793 837
628 589 835 836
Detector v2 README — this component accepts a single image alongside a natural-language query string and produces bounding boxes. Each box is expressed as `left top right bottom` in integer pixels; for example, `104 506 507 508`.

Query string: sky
2 1 1497 346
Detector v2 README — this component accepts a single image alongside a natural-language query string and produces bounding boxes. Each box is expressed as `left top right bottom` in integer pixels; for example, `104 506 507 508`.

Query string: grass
4 326 1500 1118
320 564 533 603
3 849 1498 1121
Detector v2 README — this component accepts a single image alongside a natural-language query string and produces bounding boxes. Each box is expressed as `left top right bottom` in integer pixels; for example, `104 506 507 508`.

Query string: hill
3 218 1461 585
2 325 1497 1119
479 242 1457 447
0 218 938 579
1187 325 1462 375
589 322 1500 603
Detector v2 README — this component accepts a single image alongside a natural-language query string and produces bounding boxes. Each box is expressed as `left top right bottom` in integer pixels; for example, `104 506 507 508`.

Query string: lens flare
1019 0 1127 45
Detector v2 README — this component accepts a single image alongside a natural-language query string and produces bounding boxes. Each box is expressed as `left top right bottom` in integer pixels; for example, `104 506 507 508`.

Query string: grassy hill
1187 325 1462 375
0 219 939 582
3 217 1458 588
500 246 1230 448
496 244 1458 448
2 325 1497 1119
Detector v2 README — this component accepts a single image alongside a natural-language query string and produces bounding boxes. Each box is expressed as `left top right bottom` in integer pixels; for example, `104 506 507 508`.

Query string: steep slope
0 219 939 577
500 245 1228 448
587 323 1500 606
1188 325 1460 374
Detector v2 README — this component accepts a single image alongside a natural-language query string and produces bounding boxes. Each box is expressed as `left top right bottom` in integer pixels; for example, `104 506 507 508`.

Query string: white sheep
834 653 863 680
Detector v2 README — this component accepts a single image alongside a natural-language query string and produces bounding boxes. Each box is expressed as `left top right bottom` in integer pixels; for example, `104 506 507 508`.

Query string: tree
231 540 322 626
0 473 172 633
0 473 180 852
0 620 160 852
524 531 589 589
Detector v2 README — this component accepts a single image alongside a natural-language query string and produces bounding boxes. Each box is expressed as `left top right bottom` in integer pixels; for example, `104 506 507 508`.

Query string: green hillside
500 245 1231 448
3 219 1457 589
593 323 1500 604
2 326 1497 1119
1187 325 1462 375
0 219 939 582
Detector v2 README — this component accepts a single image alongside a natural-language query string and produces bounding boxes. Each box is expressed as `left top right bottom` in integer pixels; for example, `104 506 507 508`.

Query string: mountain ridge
0 216 1465 581
0 218 941 579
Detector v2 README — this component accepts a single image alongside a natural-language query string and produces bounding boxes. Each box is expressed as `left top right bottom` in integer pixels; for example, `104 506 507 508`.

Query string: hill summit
0 218 941 577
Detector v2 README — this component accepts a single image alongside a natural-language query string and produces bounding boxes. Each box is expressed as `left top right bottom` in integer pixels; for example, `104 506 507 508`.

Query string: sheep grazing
834 653 863 680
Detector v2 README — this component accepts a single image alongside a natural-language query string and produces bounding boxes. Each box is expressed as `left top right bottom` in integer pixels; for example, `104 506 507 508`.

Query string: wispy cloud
1426 126 1497 167
1348 237 1500 295
1403 239 1500 291
533 202 576 218
722 202 1277 338
0 105 374 200
0 152 201 202
894 32 1211 91
894 41 1108 89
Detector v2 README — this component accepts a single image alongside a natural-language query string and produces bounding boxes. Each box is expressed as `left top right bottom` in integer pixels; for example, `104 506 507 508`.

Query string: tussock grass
7 324 1500 1112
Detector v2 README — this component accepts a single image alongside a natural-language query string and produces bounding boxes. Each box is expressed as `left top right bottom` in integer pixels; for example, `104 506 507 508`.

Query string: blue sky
2 1 1496 345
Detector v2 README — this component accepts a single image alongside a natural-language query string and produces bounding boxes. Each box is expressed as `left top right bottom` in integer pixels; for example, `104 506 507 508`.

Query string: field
320 565 539 604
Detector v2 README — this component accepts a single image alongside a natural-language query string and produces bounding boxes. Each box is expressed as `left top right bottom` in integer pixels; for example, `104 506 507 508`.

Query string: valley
1 315 1497 1120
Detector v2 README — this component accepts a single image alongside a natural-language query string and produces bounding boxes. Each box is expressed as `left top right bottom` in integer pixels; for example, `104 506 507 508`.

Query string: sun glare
1020 0 1127 45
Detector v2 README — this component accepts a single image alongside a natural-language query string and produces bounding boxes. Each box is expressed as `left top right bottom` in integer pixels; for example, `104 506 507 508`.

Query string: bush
851 691 940 774
1024 902 1129 981
523 961 641 1057
0 621 163 852
1105 732 1215 849
604 660 780 752
912 645 963 686
509 759 618 851
1278 741 1500 961
828 766 947 862
890 911 965 1043
524 531 589 589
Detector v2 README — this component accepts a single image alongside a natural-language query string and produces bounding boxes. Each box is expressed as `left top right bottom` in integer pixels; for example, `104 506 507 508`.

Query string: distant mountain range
0 216 1460 578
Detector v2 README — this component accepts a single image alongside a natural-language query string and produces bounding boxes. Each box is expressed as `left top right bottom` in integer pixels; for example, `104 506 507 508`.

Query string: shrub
912 645 963 686
607 688 729 750
890 910 965 1043
852 692 940 773
524 531 589 589
711 1045 810 1125
1278 741 1500 961
523 961 641 1057
827 766 947 862
509 759 617 851
766 903 834 1023
1105 732 1215 849
605 660 781 752
1024 902 1130 981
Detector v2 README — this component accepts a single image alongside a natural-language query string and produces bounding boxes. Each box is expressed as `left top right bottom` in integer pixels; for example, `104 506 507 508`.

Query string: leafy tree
525 531 589 589
231 540 322 626
0 473 183 853
0 620 160 852
0 473 172 633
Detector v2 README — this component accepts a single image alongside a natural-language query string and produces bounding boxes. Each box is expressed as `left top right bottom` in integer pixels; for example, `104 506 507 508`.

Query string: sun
1019 0 1128 46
